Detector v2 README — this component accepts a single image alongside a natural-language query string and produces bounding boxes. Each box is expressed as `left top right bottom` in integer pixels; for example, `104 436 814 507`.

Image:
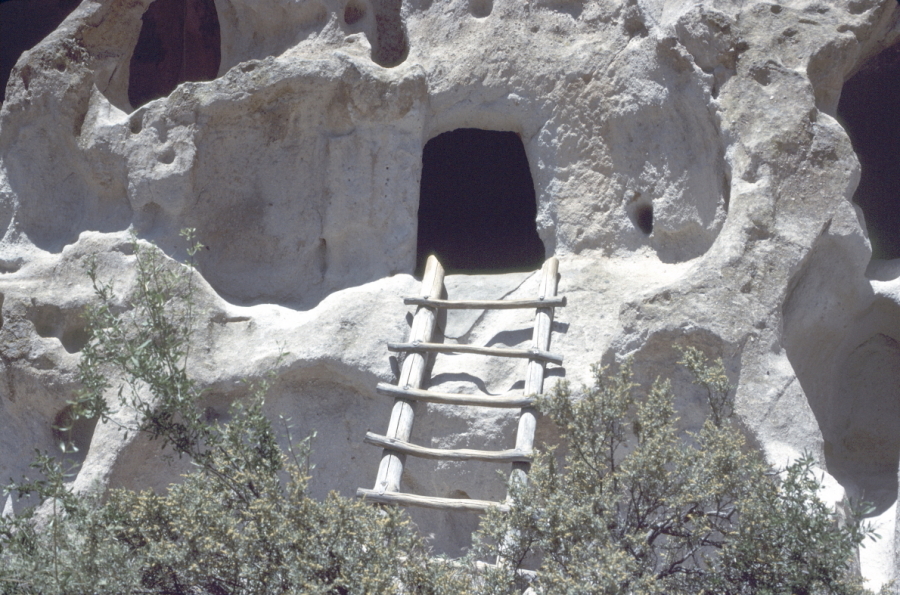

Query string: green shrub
0 233 460 595
472 356 885 595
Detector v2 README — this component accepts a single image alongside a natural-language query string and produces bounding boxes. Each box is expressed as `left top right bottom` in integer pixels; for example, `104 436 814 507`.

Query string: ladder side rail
510 257 560 487
372 255 445 494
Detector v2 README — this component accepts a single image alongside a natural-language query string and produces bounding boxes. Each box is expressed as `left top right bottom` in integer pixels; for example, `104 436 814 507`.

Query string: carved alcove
416 128 545 275
128 0 221 109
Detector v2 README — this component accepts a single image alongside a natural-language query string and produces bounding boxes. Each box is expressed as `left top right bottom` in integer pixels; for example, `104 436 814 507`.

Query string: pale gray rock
1 0 900 586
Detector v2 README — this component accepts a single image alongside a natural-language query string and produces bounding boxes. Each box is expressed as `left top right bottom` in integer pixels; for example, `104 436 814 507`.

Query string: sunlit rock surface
1 0 900 586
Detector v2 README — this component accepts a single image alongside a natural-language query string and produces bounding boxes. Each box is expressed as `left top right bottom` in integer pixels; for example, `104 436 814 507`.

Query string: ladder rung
356 488 509 513
365 432 532 462
404 296 566 310
388 342 563 365
376 383 535 408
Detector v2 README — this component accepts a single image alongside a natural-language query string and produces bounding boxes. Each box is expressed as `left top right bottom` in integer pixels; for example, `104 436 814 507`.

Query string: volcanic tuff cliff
1 0 900 586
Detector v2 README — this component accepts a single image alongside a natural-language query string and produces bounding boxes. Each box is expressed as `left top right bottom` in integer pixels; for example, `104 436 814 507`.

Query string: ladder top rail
403 296 566 310
387 341 563 365
365 432 533 463
375 383 536 408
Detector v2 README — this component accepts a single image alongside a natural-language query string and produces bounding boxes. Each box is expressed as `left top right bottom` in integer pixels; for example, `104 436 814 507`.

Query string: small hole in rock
344 0 367 25
53 404 99 460
27 303 89 353
0 259 22 274
370 0 408 67
634 204 653 234
129 117 143 134
158 147 176 164
317 237 327 277
470 0 492 18
722 173 731 213
750 65 771 86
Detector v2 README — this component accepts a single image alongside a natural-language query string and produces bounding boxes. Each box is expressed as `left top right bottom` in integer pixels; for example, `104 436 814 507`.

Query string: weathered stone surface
1 0 900 585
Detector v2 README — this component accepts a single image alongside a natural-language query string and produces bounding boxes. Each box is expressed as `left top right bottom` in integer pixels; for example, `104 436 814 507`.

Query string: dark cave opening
128 0 221 109
371 0 408 67
633 202 653 235
837 42 900 260
0 0 81 105
416 128 545 276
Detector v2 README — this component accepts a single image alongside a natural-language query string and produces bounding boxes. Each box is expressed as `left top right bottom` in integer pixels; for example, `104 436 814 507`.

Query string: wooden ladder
357 255 564 513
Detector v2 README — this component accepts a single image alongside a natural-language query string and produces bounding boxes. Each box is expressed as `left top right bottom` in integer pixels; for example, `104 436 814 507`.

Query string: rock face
1 0 900 586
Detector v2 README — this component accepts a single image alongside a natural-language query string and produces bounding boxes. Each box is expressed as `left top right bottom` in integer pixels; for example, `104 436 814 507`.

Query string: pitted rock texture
1 0 900 586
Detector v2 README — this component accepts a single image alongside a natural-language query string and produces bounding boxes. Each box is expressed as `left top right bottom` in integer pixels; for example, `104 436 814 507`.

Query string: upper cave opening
0 0 80 105
837 42 900 260
416 128 545 276
128 0 221 109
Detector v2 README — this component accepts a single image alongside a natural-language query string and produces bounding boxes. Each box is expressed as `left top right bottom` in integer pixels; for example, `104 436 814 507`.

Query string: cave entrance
128 0 221 109
837 42 900 260
416 128 545 276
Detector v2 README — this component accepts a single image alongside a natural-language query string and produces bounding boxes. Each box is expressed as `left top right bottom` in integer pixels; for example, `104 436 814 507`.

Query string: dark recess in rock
634 203 653 234
344 0 367 25
837 42 900 260
417 128 545 275
128 0 221 109
371 0 408 67
53 404 99 467
0 0 80 104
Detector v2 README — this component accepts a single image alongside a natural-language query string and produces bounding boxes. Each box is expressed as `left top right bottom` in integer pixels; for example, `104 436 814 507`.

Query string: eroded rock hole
371 0 408 67
416 129 545 275
469 0 492 18
344 0 367 25
52 404 99 463
0 0 80 104
634 203 653 234
837 41 900 260
27 303 89 353
128 0 221 109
